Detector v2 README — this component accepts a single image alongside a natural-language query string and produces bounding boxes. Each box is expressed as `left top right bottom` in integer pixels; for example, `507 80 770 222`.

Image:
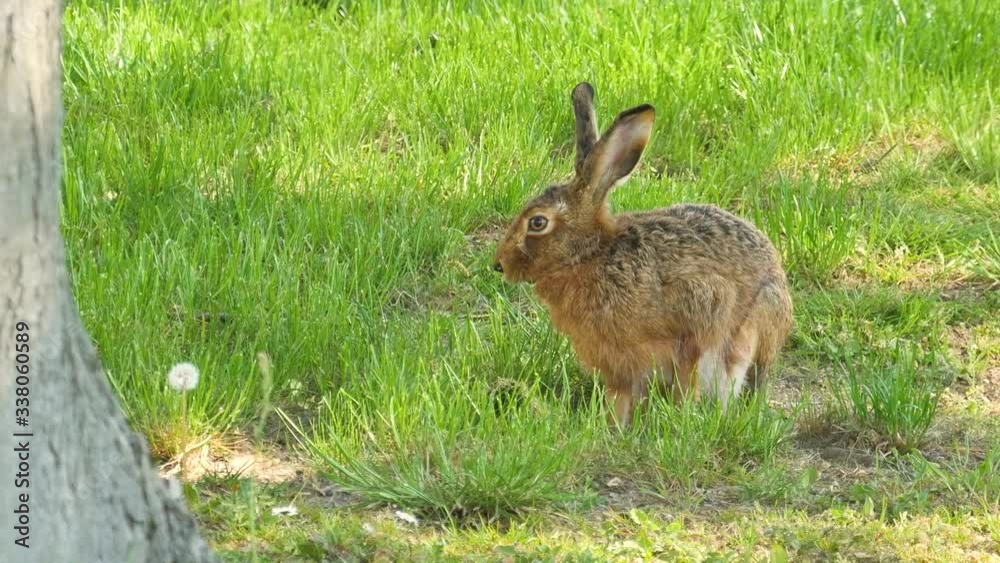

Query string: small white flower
394 510 419 526
167 362 200 392
271 504 298 517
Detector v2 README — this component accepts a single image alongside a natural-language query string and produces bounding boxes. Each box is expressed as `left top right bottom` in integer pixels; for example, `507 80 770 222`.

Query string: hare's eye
528 215 549 232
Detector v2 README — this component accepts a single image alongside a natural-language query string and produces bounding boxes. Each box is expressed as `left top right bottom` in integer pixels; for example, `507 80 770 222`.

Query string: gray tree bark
0 1 216 560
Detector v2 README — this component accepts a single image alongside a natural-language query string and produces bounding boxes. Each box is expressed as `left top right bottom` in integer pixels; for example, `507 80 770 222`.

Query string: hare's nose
492 262 504 273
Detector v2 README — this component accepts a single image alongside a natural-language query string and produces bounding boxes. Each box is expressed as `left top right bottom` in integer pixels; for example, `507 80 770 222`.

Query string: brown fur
494 83 793 427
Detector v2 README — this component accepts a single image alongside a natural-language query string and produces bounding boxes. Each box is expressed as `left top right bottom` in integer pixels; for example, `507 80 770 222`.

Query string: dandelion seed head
167 362 200 392
271 504 298 517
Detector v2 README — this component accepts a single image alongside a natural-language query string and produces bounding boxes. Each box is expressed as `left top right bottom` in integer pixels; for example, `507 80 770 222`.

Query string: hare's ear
579 104 654 204
572 82 599 176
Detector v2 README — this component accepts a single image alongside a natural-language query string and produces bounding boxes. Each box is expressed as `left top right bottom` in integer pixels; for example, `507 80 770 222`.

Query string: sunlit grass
831 345 943 452
60 0 1000 559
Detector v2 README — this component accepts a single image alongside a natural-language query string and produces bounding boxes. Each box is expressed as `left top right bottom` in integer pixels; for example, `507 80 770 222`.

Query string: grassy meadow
61 0 999 560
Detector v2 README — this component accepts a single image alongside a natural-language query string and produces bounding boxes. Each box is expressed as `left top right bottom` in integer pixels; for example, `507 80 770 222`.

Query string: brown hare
493 82 793 428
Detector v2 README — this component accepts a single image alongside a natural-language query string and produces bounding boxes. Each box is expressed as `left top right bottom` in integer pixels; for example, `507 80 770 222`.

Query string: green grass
751 177 861 285
830 344 943 451
286 321 595 519
638 391 795 491
60 0 999 560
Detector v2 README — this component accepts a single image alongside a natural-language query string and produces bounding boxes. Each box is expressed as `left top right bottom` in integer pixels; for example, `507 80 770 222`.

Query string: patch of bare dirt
837 253 988 294
592 474 658 512
976 366 1000 404
945 322 1000 415
767 365 816 410
939 280 1000 302
942 366 1000 419
159 436 306 484
465 222 505 251
774 128 953 185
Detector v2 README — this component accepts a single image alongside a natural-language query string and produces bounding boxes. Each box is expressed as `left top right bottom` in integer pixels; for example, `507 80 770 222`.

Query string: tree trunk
0 1 216 560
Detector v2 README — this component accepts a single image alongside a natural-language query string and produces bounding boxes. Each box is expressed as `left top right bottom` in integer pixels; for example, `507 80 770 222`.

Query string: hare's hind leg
606 377 649 429
744 281 794 396
720 327 758 406
697 346 730 405
699 340 755 408
606 387 634 428
743 283 792 396
670 337 702 403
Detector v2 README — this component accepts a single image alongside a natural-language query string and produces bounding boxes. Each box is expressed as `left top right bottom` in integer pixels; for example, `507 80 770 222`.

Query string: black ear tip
619 104 655 120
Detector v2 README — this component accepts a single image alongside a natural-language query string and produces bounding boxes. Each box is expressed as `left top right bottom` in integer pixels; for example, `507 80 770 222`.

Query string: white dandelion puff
167 362 200 392
394 510 419 526
271 504 298 517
